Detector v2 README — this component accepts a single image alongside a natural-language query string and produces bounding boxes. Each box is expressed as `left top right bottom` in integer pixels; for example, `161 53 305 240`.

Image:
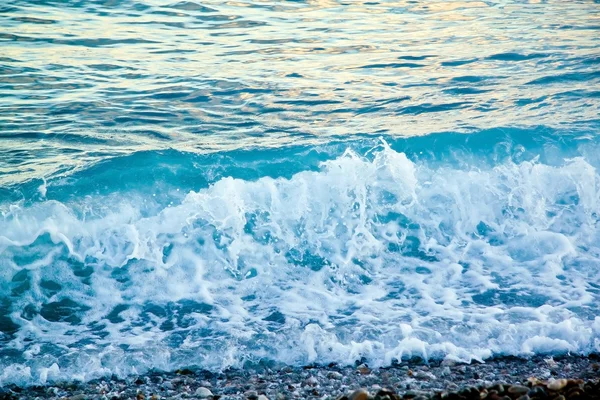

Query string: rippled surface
1 0 600 387
2 0 600 184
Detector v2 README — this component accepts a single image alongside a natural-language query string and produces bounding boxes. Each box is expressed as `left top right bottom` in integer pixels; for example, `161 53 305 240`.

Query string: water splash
1 140 599 386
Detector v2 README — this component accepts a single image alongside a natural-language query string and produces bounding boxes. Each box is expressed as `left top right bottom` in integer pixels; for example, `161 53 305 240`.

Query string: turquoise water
1 0 600 386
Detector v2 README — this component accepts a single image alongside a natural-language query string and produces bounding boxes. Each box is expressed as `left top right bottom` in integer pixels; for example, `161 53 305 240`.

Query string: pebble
195 387 213 398
349 388 369 400
508 385 529 395
527 386 547 397
357 365 371 375
544 357 558 368
415 371 436 380
547 378 567 391
257 395 269 400
328 371 343 380
305 376 319 386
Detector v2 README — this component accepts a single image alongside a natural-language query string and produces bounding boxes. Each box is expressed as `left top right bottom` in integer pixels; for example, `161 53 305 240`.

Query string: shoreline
2 355 599 399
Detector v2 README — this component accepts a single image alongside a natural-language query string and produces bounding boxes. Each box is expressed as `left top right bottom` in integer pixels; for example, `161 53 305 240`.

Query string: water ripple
0 0 598 187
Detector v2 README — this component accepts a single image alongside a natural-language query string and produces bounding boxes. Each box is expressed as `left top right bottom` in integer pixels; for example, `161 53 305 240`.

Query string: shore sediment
2 355 599 400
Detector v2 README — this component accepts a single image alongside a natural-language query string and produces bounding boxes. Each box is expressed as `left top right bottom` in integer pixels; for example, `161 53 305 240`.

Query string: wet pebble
328 371 343 380
349 388 369 400
547 379 567 391
508 385 529 395
195 387 213 398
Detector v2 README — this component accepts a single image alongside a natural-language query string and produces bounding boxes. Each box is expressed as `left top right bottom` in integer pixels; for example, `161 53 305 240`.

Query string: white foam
0 143 599 385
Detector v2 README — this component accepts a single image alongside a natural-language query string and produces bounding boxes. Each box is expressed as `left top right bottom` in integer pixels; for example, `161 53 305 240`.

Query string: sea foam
1 142 599 386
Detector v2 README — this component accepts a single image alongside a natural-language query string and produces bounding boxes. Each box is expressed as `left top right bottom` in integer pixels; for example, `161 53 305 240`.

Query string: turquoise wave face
1 129 600 385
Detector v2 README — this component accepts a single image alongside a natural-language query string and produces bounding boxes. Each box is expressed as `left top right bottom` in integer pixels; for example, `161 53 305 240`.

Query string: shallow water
1 0 600 387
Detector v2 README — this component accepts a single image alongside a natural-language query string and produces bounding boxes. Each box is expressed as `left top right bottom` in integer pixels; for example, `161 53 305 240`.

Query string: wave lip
1 141 600 386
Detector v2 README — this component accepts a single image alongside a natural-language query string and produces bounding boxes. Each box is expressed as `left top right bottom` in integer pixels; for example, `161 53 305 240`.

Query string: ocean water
1 0 600 387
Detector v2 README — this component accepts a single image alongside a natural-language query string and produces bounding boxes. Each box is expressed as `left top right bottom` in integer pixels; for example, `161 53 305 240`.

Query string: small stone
258 396 269 400
69 395 86 400
415 371 436 380
162 381 174 391
357 365 371 375
544 357 558 369
195 387 213 398
328 371 343 380
539 369 551 379
349 388 369 400
527 377 540 385
440 367 451 377
547 379 567 391
446 383 458 391
527 386 547 398
490 384 504 394
137 393 146 400
175 368 195 375
508 385 529 395
276 393 286 400
374 388 397 400
245 390 259 400
516 396 530 400
305 376 319 386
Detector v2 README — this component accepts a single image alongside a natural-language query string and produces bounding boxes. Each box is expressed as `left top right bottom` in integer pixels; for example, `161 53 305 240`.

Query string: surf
1 132 600 386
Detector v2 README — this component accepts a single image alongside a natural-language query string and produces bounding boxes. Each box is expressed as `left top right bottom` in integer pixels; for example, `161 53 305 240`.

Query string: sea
1 0 600 387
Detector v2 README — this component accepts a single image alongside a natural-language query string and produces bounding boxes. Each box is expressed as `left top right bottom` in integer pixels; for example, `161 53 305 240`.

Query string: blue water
1 0 600 386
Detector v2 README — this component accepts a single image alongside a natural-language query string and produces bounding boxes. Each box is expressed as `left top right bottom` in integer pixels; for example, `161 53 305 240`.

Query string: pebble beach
3 355 599 400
